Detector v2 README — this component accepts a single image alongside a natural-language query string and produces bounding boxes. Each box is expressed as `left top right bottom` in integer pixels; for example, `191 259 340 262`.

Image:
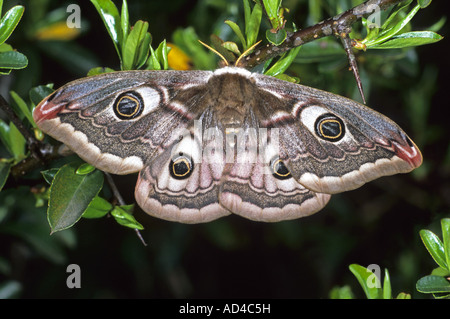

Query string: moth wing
135 108 231 223
251 72 422 194
33 70 213 174
218 110 331 222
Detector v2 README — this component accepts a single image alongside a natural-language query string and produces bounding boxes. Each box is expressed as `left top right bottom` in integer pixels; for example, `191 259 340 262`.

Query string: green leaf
380 0 413 31
442 219 450 269
349 264 383 299
111 205 143 230
369 31 443 49
120 0 129 40
420 229 448 270
266 29 286 46
262 0 282 29
29 85 54 108
0 118 12 155
82 196 112 219
265 46 301 77
366 3 420 47
155 39 169 70
48 162 104 233
76 163 96 175
8 122 25 159
245 1 262 49
0 51 28 69
222 41 241 55
329 285 354 299
0 160 11 191
122 20 150 70
41 168 59 184
225 20 246 50
0 5 24 45
382 268 392 299
396 292 412 299
87 66 116 76
416 275 450 294
90 0 123 59
9 91 33 127
418 0 432 8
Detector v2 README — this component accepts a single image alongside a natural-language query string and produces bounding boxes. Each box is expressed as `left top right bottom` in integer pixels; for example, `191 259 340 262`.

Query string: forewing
251 72 422 194
33 70 213 174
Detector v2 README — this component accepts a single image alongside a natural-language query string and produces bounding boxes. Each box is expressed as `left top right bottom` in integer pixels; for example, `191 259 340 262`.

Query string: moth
33 66 422 223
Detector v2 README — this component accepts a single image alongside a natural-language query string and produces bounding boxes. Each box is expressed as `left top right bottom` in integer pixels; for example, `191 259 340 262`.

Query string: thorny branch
241 0 407 102
242 0 406 68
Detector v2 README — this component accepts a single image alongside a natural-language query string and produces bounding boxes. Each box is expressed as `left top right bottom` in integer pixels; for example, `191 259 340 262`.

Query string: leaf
369 31 443 49
0 5 24 45
0 160 11 191
76 163 96 175
222 41 241 55
0 51 28 69
29 85 54 108
9 91 33 127
47 162 104 233
8 122 25 159
111 205 143 230
245 1 262 48
349 264 383 299
266 29 286 46
396 292 411 299
41 168 59 184
87 66 116 76
329 285 354 299
120 0 129 40
418 0 432 8
265 45 301 76
366 3 420 47
262 0 282 29
382 268 392 299
90 0 123 59
82 196 112 219
442 219 450 270
420 229 448 270
155 39 169 70
0 118 12 155
225 20 246 50
416 275 450 294
122 20 150 70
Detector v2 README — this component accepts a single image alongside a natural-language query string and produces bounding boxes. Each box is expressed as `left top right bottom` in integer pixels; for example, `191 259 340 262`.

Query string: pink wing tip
393 138 423 169
33 93 63 124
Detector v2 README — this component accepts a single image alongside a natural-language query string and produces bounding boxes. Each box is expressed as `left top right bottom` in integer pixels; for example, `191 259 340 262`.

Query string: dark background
0 0 448 298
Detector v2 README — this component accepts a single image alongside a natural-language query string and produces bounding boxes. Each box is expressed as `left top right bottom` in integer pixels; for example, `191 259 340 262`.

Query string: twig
242 0 405 68
241 0 406 102
0 94 59 177
105 172 148 246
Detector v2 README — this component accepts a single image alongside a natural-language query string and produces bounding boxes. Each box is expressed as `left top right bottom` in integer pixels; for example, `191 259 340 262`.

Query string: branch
0 94 57 178
240 0 406 69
